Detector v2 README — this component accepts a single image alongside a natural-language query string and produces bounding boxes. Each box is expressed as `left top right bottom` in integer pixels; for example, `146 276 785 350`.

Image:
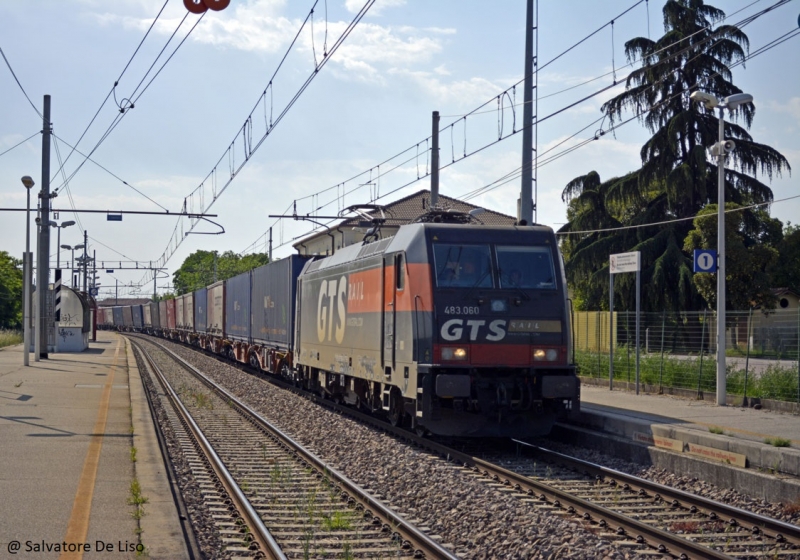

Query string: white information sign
609 251 641 274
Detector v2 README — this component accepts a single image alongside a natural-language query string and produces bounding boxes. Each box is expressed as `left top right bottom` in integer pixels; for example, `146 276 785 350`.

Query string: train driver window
497 245 556 289
433 243 493 288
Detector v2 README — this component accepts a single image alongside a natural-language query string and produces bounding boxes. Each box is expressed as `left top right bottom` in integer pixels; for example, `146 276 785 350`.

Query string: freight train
100 215 580 437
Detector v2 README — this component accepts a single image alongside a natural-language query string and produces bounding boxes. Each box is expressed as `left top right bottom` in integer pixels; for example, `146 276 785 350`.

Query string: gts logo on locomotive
440 319 507 342
317 277 347 344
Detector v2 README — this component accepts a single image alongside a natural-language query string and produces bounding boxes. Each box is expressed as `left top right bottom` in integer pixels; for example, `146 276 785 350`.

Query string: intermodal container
225 272 251 341
251 255 309 348
132 305 143 330
207 281 225 336
180 292 194 332
149 302 161 329
143 304 152 327
166 298 177 330
176 296 185 329
122 306 133 328
194 288 208 333
112 306 123 327
158 300 167 330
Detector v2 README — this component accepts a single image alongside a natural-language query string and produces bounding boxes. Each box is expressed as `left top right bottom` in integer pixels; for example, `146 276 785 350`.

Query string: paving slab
0 331 188 559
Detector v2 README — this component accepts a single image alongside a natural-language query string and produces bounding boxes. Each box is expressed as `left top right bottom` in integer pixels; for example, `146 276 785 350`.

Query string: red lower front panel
434 343 566 367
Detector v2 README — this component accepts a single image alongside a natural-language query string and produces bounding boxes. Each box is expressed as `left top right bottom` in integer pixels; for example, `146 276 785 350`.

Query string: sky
1 0 798 300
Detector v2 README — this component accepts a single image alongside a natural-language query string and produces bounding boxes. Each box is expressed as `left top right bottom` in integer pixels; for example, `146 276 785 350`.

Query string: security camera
35 217 41 224
690 91 719 109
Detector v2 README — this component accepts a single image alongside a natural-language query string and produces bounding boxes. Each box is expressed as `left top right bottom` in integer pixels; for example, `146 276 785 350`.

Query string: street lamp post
690 90 754 406
61 244 85 288
21 176 35 366
51 220 76 269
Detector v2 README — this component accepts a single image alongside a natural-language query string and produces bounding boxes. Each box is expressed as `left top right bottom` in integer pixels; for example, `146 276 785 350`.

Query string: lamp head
62 220 76 227
21 176 35 189
723 93 753 110
690 91 719 109
49 221 58 227
60 244 72 250
74 244 86 250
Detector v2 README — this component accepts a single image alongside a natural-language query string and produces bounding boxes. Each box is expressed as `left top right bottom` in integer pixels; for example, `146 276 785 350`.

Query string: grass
765 437 792 448
0 329 22 349
321 511 353 531
576 347 800 403
708 426 724 435
127 478 149 520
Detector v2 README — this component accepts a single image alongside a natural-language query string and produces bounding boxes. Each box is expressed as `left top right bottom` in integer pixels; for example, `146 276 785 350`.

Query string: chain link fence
573 308 800 404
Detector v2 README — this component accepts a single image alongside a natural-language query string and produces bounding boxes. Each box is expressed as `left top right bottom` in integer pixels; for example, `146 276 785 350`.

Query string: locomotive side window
433 244 493 288
395 253 405 290
496 245 556 290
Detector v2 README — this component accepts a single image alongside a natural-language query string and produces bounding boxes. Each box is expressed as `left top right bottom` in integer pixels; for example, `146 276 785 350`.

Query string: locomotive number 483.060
443 306 480 315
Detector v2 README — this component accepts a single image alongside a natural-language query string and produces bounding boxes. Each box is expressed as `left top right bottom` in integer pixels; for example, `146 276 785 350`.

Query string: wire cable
247 9 799 256
50 0 171 186
0 131 40 159
0 44 42 118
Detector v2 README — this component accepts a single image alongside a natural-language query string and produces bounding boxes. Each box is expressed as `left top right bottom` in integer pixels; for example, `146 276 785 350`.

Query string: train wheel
249 352 259 369
387 389 404 427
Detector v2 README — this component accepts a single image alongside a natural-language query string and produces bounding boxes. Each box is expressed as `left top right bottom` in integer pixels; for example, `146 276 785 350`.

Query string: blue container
225 272 251 341
194 287 208 333
132 305 144 330
251 255 309 349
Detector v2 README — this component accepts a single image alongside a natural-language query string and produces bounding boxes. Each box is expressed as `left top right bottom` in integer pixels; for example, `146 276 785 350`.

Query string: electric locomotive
294 212 579 437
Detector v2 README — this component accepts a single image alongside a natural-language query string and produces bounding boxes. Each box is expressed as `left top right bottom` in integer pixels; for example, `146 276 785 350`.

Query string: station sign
693 249 717 273
609 251 640 274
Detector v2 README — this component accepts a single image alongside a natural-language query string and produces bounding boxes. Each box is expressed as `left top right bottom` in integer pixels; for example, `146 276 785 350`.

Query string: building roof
294 189 518 249
342 189 517 227
772 288 799 297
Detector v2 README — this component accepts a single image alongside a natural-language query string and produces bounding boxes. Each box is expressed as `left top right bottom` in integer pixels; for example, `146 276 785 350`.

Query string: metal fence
573 308 800 404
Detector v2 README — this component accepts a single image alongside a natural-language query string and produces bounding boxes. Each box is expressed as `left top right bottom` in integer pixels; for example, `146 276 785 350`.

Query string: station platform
0 331 189 559
562 379 800 503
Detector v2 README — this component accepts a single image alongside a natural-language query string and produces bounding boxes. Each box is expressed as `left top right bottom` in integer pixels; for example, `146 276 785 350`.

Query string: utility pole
36 95 52 359
82 229 88 293
519 0 537 225
431 111 439 207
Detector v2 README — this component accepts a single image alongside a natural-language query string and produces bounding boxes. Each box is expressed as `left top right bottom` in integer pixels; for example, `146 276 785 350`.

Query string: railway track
133 333 800 558
132 336 459 559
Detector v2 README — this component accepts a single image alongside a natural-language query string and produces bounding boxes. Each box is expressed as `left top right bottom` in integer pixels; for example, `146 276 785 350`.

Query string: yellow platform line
59 337 121 560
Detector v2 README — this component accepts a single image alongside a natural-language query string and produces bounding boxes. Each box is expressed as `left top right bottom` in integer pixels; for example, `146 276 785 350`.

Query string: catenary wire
251 16 799 256
50 0 172 186
52 133 170 212
0 131 40 159
0 44 43 119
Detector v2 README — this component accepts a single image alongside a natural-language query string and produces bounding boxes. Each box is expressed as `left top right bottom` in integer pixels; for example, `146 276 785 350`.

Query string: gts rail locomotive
101 213 580 437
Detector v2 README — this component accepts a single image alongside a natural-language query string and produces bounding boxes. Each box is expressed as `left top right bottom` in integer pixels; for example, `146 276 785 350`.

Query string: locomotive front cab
417 224 579 437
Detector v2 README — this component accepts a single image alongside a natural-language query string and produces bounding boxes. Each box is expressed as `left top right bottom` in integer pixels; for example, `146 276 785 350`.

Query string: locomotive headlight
441 347 468 361
491 299 508 312
533 348 559 361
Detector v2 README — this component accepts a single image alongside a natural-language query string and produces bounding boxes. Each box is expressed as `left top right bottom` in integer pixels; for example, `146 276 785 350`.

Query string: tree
768 223 800 293
0 251 23 329
559 0 790 313
684 204 780 309
173 251 270 295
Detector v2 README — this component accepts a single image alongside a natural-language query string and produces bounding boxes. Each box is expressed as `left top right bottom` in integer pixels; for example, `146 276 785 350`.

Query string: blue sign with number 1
693 249 717 273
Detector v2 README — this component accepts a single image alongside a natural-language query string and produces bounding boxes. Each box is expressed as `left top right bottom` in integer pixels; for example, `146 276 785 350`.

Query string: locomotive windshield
497 245 556 290
433 243 493 288
433 242 556 290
